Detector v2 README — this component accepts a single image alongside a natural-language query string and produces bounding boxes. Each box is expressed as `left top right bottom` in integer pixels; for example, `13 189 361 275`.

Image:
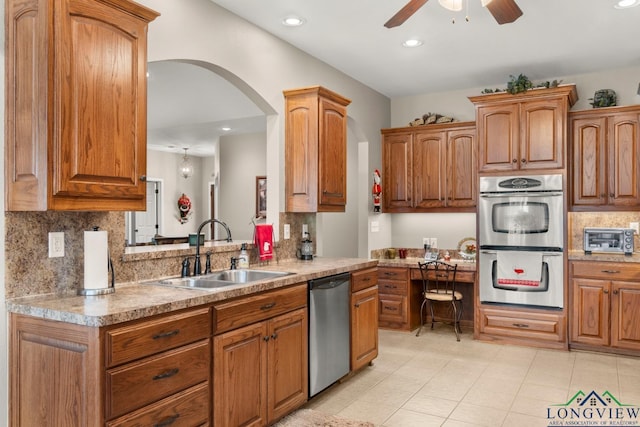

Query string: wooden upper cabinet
284 86 351 212
469 85 577 172
381 122 475 213
382 132 413 210
570 106 640 210
5 0 159 211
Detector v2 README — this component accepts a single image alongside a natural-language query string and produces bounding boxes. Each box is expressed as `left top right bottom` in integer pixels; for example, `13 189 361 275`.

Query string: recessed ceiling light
221 127 231 132
615 0 640 8
402 39 423 48
282 16 305 26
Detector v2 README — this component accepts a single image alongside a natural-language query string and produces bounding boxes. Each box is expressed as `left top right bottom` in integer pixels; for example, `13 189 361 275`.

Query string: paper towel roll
84 230 109 290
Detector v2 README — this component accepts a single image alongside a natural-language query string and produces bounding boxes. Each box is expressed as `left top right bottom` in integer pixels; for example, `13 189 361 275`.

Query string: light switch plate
302 223 308 238
283 224 291 239
422 237 430 247
370 221 379 232
630 222 639 235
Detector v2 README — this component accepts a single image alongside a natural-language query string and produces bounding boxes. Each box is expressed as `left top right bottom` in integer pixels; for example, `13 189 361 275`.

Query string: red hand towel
254 224 274 261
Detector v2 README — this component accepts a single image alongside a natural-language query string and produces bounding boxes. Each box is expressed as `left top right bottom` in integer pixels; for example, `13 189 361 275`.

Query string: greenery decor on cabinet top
481 74 562 95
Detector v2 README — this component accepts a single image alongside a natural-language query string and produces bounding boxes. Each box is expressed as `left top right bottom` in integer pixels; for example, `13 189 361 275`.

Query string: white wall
135 0 391 245
218 132 267 241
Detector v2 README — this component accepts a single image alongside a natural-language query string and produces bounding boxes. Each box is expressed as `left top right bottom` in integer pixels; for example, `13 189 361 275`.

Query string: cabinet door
213 322 268 427
318 97 348 209
447 127 476 207
351 286 379 371
477 103 519 172
267 309 308 423
520 98 565 170
607 113 640 207
571 278 610 347
610 281 640 351
382 133 413 210
571 116 608 207
52 0 150 210
285 92 319 212
413 131 446 209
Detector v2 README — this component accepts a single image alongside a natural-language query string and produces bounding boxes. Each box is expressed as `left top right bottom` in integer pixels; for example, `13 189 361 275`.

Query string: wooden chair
416 260 463 341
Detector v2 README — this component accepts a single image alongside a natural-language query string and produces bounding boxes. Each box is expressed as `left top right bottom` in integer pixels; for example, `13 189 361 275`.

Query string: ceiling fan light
439 0 463 12
614 0 640 8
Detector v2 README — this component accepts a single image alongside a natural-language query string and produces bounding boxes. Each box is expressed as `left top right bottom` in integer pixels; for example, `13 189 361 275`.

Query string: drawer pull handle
362 277 371 282
384 272 397 277
152 330 180 340
323 190 343 197
154 414 179 427
260 302 276 310
384 285 397 289
512 323 529 328
386 307 398 311
601 270 620 274
153 368 179 380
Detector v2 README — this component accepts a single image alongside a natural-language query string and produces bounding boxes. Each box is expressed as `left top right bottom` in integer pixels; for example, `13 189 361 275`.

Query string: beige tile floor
305 326 640 427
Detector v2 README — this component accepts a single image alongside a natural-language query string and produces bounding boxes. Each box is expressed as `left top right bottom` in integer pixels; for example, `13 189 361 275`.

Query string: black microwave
584 228 635 256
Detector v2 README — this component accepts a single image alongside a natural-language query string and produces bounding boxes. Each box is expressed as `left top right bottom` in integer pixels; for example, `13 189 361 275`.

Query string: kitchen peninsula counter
6 257 377 327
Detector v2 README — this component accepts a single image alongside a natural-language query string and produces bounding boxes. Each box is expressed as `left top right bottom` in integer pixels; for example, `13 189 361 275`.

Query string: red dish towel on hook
254 224 274 261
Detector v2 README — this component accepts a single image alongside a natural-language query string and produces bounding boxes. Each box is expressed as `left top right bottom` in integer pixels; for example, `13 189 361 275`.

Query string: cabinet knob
263 336 270 342
604 289 609 294
521 159 527 164
271 333 278 340
512 159 517 164
140 175 147 182
613 290 619 295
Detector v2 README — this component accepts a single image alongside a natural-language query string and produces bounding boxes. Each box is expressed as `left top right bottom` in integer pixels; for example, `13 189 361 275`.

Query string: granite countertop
568 250 640 263
376 257 477 272
6 257 377 327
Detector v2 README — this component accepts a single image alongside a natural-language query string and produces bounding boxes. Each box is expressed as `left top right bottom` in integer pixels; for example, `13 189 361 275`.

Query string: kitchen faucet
194 218 232 275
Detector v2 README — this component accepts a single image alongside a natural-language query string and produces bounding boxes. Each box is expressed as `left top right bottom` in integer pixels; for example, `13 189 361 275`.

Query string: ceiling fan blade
384 0 429 28
485 0 523 25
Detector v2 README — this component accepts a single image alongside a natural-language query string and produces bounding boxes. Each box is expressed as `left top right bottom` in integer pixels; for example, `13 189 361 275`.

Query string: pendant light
180 148 194 179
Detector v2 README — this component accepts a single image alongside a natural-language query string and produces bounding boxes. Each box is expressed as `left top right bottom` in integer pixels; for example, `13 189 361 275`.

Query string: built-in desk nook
376 258 476 332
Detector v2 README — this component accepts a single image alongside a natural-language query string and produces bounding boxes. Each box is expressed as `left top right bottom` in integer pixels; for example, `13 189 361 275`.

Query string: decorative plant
481 76 562 95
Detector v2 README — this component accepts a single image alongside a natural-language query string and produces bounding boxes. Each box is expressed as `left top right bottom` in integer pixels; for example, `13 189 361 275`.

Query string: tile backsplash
5 211 315 299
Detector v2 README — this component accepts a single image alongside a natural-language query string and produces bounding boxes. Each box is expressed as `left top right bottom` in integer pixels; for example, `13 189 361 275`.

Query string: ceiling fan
384 0 523 28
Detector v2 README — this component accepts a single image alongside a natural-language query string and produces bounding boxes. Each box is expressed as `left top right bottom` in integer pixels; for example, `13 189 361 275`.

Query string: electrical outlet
49 232 65 258
430 238 438 248
302 223 308 238
422 237 430 247
631 222 640 235
283 224 291 239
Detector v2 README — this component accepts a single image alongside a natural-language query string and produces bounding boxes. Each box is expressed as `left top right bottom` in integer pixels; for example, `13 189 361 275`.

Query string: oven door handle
480 250 562 256
480 192 563 198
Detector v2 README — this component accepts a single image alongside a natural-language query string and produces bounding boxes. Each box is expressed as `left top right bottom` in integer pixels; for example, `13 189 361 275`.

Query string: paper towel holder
78 258 115 296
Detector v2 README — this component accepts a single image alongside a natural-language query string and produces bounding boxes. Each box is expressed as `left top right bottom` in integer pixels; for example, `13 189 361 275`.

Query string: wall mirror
125 60 270 247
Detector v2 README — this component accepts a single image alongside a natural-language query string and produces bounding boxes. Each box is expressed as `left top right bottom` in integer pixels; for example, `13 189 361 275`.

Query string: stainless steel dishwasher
308 272 351 397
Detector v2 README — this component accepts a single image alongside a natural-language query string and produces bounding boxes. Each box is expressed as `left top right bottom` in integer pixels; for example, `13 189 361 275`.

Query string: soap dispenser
238 243 250 269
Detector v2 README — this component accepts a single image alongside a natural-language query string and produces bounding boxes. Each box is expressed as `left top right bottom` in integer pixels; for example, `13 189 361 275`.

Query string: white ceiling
148 0 640 156
209 0 640 97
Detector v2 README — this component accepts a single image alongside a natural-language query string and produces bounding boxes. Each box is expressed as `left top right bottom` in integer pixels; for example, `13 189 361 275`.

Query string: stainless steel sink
148 269 294 290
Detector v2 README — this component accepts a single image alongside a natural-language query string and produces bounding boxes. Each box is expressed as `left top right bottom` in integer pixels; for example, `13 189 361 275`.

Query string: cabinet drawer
410 268 475 284
479 307 565 343
106 382 209 427
106 307 211 367
213 284 306 334
378 267 409 281
378 280 407 295
351 267 378 293
571 261 640 281
379 294 407 324
106 340 210 419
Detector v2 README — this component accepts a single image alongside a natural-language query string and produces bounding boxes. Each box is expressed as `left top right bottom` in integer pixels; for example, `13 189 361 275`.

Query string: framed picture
256 176 267 218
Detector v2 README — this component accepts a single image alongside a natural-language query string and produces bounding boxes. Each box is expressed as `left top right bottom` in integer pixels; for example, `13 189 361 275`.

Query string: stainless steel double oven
478 174 564 309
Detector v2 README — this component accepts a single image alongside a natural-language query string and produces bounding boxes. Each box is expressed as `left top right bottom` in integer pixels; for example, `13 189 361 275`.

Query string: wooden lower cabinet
377 267 421 331
212 284 308 427
476 306 567 349
350 268 379 371
10 306 212 427
571 261 640 353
